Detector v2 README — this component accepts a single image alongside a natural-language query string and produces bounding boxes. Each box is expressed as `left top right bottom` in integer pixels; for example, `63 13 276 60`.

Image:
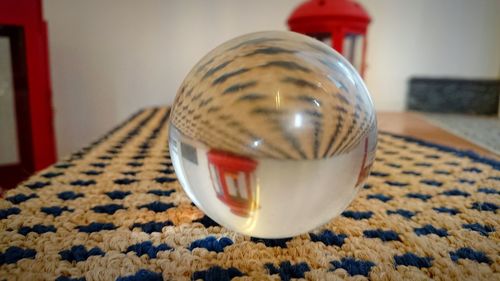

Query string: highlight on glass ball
169 31 377 238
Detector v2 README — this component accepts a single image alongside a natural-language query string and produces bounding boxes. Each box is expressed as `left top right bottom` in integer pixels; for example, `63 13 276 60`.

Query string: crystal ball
169 31 377 238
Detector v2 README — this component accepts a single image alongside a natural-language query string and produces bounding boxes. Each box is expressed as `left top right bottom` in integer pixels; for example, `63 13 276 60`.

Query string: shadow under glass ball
169 31 377 238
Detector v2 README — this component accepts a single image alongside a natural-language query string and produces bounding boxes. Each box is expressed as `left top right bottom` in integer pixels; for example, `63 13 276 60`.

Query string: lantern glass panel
0 35 20 165
308 32 333 47
343 33 364 72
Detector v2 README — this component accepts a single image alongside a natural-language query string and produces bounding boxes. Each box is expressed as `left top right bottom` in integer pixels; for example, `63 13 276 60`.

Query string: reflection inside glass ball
169 31 377 238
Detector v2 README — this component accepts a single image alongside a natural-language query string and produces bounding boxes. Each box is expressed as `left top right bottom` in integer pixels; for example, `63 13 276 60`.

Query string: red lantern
207 150 258 217
287 0 371 77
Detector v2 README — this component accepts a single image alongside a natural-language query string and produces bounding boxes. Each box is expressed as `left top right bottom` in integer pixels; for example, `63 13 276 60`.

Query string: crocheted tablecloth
1 107 499 280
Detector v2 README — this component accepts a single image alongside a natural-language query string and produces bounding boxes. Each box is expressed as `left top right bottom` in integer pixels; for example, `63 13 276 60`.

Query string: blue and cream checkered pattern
0 107 498 280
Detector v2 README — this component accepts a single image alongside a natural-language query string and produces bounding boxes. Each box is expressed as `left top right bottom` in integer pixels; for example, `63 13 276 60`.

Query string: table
377 112 497 158
0 107 498 280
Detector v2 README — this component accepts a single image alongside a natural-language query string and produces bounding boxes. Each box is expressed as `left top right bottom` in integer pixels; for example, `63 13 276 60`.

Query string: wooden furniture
377 112 497 158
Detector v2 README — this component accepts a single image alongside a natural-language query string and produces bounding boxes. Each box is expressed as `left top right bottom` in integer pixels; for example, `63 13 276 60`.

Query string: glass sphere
169 31 377 238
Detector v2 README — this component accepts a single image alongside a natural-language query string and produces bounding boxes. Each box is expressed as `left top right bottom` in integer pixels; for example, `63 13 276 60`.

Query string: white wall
358 0 500 110
43 0 500 158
